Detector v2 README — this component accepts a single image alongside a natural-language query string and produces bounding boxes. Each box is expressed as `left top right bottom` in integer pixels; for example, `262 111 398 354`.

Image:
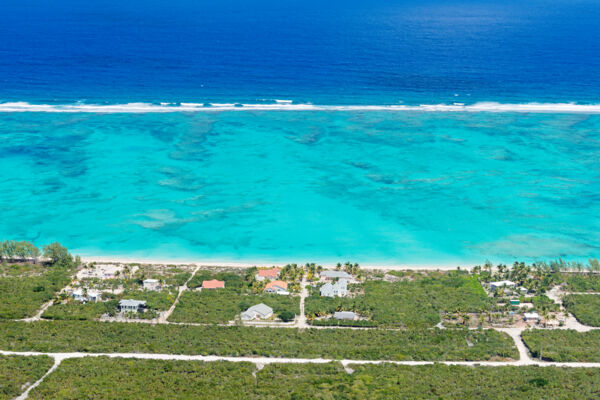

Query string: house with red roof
264 280 289 295
202 279 225 289
255 267 280 281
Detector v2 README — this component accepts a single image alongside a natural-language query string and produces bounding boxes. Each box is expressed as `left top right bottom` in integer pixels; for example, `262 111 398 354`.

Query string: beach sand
80 255 469 271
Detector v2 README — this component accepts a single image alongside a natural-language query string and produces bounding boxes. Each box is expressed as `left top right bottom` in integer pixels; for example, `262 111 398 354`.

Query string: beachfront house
490 280 516 291
118 299 147 313
241 303 274 321
320 270 352 281
320 278 348 297
524 312 540 322
143 279 160 291
255 267 280 282
334 311 356 320
202 279 225 289
264 280 289 295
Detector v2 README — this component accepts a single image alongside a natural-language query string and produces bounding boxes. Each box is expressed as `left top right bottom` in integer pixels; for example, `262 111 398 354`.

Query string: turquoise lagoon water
0 110 598 265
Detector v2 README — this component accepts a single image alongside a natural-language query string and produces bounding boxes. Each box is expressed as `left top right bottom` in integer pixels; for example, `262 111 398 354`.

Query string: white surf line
3 350 600 369
14 356 63 400
158 265 201 323
3 101 600 114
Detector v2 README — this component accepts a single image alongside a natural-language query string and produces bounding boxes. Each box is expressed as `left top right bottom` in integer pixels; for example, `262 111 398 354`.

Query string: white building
241 303 274 321
143 279 160 291
71 288 102 303
87 290 102 302
118 299 147 313
71 288 86 302
334 311 356 320
524 312 540 322
320 270 352 281
490 280 516 291
320 279 348 297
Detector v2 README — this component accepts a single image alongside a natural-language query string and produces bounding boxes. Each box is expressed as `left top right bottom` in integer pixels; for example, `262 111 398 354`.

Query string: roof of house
72 288 84 296
246 303 273 316
143 279 159 283
321 270 352 279
524 312 540 319
334 311 356 319
265 280 288 290
257 268 280 278
202 279 225 289
87 289 102 297
490 280 516 286
119 299 146 307
320 282 334 295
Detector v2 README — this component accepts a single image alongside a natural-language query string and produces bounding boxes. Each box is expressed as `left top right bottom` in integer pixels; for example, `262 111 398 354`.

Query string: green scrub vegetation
0 265 74 319
168 289 300 323
522 329 600 362
0 355 53 400
563 294 600 327
0 321 517 361
29 358 600 399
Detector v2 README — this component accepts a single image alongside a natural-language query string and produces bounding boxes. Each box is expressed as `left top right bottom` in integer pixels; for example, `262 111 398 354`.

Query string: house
255 268 280 281
87 289 102 302
490 280 516 291
334 311 356 320
202 279 225 289
118 299 147 313
320 270 352 281
524 312 540 322
264 280 289 294
71 288 86 302
143 279 160 291
320 279 348 297
518 287 528 295
241 303 274 321
510 299 520 305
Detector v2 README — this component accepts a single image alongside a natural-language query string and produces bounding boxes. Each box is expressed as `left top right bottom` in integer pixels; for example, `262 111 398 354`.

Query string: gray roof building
320 270 352 280
320 278 348 297
241 303 274 321
334 311 356 320
118 299 147 313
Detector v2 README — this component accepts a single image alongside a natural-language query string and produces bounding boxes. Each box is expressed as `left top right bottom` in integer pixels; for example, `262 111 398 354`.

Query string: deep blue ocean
0 0 599 265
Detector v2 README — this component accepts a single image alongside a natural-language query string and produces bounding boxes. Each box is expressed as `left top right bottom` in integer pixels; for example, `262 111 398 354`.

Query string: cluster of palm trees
336 262 360 276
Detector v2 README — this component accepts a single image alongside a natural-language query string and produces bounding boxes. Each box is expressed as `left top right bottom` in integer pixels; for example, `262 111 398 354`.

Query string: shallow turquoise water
0 111 598 265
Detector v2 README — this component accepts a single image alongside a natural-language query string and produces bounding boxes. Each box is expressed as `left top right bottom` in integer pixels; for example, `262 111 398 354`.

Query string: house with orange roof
255 267 280 281
264 280 289 295
202 279 225 289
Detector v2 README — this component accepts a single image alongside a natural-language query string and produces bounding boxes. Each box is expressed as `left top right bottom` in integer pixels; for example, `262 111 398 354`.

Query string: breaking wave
2 101 600 113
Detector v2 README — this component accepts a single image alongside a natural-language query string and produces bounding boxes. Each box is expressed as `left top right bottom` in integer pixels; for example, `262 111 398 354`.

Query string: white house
118 299 147 313
334 311 356 320
71 288 86 302
490 280 516 291
320 279 348 297
143 279 160 291
87 289 102 302
320 270 352 281
241 303 274 321
524 312 540 322
71 288 102 303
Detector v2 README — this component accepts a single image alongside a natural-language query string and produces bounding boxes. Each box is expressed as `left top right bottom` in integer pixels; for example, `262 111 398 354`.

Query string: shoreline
80 255 471 271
